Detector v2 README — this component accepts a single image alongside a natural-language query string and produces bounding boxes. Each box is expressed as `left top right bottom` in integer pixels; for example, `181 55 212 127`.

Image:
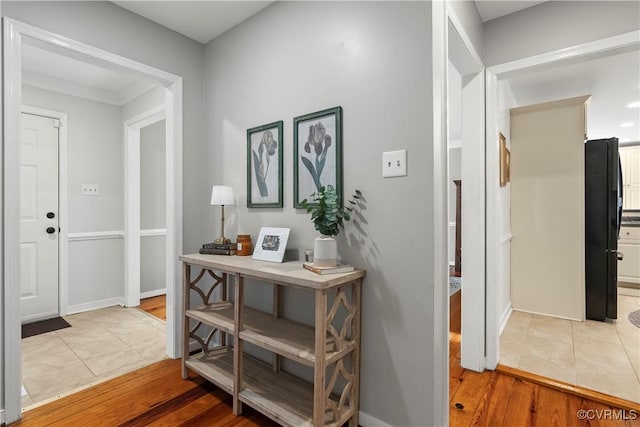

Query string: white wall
22 86 125 310
484 1 640 66
496 80 516 325
510 97 587 321
140 120 166 295
204 2 435 425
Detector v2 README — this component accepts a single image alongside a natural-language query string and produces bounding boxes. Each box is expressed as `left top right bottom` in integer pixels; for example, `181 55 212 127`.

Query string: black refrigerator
585 137 623 321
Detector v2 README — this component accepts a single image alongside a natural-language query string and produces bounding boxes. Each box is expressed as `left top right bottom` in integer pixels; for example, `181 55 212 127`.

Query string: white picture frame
252 227 291 263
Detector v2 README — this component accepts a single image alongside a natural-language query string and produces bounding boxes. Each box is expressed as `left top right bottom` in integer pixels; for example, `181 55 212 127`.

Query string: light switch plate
81 184 100 195
382 149 407 177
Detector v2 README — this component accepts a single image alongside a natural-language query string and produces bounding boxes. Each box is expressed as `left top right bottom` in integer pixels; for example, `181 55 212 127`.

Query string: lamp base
214 236 231 245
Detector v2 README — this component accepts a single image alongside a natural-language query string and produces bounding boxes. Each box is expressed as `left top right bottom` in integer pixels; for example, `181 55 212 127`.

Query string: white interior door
20 112 60 323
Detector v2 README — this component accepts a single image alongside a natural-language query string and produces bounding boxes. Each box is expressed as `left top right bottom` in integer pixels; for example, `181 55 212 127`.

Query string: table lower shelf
184 348 354 427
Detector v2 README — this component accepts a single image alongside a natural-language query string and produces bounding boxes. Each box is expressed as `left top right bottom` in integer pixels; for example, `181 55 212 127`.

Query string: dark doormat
22 316 71 339
629 310 640 329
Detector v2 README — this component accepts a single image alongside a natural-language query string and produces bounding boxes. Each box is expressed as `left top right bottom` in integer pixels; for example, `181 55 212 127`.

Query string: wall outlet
382 149 407 177
81 184 100 195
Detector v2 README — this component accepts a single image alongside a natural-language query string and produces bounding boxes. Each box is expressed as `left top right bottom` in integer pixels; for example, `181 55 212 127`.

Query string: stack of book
199 242 237 256
302 262 354 275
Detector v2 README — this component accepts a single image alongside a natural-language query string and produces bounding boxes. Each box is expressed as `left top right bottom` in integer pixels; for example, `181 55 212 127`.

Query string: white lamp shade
210 185 235 206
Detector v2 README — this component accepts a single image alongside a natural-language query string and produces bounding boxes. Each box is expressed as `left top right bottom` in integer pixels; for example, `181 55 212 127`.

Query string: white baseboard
140 289 167 299
359 411 391 427
499 303 513 336
512 308 581 322
619 286 640 297
64 297 125 315
1 409 5 425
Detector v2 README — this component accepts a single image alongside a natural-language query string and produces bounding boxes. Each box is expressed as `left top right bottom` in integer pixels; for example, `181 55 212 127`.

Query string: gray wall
2 0 206 254
22 86 126 309
449 0 483 59
204 2 434 425
484 1 640 66
140 120 166 295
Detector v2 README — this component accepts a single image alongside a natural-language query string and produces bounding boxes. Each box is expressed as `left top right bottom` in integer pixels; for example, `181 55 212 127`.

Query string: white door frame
3 18 183 422
446 5 486 373
20 105 68 321
485 30 640 369
431 3 448 425
124 106 166 308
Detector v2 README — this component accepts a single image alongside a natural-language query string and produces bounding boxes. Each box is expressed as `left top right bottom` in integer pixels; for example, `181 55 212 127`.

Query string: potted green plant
300 185 361 267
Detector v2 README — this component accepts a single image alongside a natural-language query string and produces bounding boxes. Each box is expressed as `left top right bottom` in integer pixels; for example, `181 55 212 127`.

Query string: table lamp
210 185 235 245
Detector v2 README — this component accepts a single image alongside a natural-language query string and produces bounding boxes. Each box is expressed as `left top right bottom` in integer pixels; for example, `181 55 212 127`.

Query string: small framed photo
499 132 511 187
252 227 291 263
247 121 283 208
293 106 343 208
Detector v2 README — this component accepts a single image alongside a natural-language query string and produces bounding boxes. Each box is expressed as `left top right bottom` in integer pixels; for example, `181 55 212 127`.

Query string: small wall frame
247 121 284 208
293 106 343 208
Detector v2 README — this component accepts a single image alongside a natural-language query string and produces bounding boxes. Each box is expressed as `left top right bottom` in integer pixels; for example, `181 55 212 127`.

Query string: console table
179 254 365 427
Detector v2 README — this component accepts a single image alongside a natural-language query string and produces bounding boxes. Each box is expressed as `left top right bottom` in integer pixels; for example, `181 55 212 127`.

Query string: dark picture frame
293 106 343 208
247 120 283 208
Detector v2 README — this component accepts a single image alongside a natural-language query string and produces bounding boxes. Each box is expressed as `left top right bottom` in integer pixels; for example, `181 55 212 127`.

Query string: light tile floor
21 306 167 409
500 294 640 403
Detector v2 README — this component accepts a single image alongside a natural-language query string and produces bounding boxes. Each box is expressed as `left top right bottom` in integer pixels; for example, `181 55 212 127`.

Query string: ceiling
507 49 640 143
110 1 546 45
112 1 274 44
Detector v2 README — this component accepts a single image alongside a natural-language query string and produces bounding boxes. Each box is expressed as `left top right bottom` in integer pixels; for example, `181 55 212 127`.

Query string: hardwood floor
449 332 640 426
140 295 166 321
11 359 278 427
13 295 637 426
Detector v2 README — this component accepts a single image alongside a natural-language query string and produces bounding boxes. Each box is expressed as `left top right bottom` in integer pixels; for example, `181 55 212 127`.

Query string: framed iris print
247 121 283 208
293 106 343 208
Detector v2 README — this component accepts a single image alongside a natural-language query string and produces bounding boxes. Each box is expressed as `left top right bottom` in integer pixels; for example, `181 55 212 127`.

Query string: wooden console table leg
272 284 283 372
221 273 228 347
313 290 328 426
181 263 191 379
349 279 362 427
233 273 244 416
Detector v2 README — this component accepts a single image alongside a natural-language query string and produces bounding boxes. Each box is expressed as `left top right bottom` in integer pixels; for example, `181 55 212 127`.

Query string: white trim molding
499 304 513 336
499 233 514 244
65 297 125 316
432 2 449 426
489 30 640 78
3 18 183 423
141 228 167 237
140 289 167 299
67 231 125 242
359 411 392 427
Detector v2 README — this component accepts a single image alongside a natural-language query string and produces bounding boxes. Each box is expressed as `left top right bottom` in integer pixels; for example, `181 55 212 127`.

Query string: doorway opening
446 11 485 377
487 31 640 403
4 18 183 421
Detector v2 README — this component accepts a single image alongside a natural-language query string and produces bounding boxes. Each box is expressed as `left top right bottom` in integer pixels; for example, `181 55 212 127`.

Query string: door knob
46 227 56 234
617 251 624 261
47 212 55 219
